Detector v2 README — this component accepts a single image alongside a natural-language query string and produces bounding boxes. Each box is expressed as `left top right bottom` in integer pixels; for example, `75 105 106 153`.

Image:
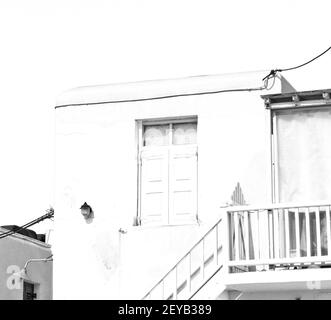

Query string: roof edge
56 70 274 108
261 88 331 107
0 226 51 249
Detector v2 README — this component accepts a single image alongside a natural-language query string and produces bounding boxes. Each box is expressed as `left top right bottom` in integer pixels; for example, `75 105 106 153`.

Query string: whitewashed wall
54 72 283 299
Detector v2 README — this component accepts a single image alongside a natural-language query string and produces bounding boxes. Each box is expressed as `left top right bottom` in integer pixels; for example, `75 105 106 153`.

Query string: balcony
225 201 331 294
143 201 331 300
227 201 331 272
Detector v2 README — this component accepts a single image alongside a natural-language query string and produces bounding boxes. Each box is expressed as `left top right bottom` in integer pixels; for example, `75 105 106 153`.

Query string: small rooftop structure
1 225 46 243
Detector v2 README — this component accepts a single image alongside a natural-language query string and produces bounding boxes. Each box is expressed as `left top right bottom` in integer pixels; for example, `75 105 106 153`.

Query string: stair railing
142 215 224 300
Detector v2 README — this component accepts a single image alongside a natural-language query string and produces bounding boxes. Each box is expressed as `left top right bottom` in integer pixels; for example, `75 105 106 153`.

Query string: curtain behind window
276 107 331 203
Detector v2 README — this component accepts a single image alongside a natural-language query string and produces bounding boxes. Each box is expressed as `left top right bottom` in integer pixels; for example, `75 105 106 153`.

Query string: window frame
23 281 36 300
136 116 198 226
269 104 331 203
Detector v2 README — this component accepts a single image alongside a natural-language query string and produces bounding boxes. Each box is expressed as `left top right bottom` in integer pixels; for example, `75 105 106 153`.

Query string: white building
54 70 331 300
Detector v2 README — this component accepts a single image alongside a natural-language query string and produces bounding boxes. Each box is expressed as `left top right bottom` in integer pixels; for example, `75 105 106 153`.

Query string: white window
137 118 198 226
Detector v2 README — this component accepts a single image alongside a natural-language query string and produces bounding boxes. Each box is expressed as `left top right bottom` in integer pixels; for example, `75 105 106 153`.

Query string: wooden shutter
169 145 197 224
140 148 169 225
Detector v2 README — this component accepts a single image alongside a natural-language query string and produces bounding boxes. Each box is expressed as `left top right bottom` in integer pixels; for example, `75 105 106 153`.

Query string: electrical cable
0 219 40 239
0 215 52 240
56 45 331 108
278 45 331 72
265 74 276 91
56 72 276 108
0 208 54 240
0 216 50 240
263 45 331 81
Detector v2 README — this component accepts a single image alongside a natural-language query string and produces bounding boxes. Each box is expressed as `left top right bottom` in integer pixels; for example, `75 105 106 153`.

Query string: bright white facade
54 71 331 300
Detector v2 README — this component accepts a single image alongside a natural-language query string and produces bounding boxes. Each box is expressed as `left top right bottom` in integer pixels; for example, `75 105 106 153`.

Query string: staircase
142 200 331 299
142 216 225 300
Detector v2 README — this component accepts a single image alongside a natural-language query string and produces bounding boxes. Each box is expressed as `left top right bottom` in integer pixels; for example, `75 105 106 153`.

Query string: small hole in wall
12 279 15 285
295 297 301 300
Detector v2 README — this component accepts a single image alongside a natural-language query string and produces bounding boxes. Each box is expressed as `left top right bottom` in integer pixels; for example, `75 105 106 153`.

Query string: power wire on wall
56 75 276 108
56 45 331 108
0 208 54 240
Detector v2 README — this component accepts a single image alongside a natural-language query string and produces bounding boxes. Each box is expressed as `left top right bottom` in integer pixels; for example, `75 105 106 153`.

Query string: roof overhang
0 226 51 248
261 88 331 110
56 70 277 108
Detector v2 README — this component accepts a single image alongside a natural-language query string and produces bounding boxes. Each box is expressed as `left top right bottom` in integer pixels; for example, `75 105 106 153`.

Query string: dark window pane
23 282 35 300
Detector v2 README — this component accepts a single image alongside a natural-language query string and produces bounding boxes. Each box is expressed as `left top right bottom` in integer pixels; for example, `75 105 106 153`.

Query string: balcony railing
142 201 331 299
227 201 331 272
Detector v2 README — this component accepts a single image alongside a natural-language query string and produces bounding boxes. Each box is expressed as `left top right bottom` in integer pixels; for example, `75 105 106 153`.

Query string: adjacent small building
0 226 52 300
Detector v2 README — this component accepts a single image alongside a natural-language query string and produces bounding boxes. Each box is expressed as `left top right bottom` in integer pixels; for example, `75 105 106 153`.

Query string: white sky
0 0 330 233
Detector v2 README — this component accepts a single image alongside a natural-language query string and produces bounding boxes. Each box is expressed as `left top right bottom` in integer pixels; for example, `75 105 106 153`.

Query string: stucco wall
54 72 281 299
0 230 52 300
